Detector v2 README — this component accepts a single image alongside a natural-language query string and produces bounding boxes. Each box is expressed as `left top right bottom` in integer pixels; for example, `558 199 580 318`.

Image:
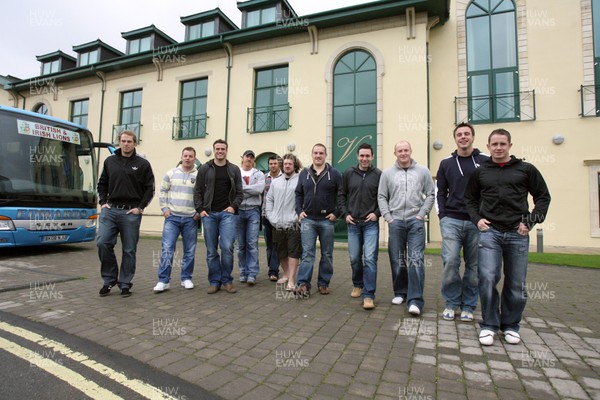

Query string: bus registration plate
42 235 68 243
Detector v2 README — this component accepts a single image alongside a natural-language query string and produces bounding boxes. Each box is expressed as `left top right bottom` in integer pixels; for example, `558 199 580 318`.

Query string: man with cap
237 149 265 284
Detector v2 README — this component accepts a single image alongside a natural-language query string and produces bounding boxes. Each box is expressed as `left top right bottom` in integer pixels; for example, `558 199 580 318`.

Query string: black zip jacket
338 164 382 220
193 160 243 213
464 156 551 232
295 163 342 219
435 148 489 221
97 148 155 209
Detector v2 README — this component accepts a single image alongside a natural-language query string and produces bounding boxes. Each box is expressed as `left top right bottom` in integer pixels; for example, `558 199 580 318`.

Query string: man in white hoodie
265 153 302 292
378 141 435 316
237 150 265 285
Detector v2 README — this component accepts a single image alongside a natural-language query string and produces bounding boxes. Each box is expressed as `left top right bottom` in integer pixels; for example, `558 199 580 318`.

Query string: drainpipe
426 41 431 244
222 37 233 142
93 68 107 166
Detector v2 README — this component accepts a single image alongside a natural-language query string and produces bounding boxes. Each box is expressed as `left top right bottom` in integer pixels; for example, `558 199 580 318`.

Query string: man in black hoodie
436 123 489 323
97 131 155 298
338 143 381 310
295 143 342 297
465 129 550 347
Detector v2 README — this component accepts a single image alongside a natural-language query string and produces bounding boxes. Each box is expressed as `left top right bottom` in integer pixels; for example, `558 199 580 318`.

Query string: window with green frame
129 37 152 54
70 99 89 127
333 50 377 129
187 21 215 40
176 78 208 139
42 60 59 75
593 0 600 116
113 90 142 143
252 66 289 133
466 0 519 123
246 7 277 27
79 50 98 67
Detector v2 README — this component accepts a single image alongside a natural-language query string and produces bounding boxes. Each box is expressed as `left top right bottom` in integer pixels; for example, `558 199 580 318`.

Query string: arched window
466 0 519 123
33 103 49 115
332 50 377 173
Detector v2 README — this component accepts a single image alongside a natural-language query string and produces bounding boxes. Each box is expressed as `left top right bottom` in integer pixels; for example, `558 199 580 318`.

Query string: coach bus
0 105 103 247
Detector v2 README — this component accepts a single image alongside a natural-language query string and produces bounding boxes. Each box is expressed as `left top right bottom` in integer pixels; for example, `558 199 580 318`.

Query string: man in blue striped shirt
154 147 200 292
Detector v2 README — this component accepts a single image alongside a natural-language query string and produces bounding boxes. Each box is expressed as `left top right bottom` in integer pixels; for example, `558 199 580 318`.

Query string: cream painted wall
428 0 600 249
9 1 600 248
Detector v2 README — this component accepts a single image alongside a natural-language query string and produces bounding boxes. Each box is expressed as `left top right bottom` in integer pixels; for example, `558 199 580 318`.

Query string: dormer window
238 0 296 29
122 25 176 55
181 9 237 42
188 20 215 40
246 6 277 27
37 50 76 75
129 36 152 54
42 60 60 75
79 49 99 66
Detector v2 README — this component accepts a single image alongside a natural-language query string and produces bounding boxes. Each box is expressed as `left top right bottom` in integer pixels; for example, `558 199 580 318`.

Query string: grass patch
425 248 599 269
526 253 600 269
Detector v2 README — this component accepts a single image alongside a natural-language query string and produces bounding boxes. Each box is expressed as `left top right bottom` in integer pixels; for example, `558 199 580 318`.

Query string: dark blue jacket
435 148 489 221
295 163 342 220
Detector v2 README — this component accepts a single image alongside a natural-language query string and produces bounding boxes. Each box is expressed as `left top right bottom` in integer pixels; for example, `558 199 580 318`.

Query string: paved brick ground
0 238 599 399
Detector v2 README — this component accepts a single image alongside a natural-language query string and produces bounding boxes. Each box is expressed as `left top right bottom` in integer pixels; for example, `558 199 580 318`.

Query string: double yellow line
0 321 178 400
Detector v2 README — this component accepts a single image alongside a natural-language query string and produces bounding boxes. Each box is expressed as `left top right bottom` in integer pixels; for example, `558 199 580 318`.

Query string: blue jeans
478 227 529 333
440 217 479 312
387 218 426 310
97 207 142 289
263 217 280 277
202 211 237 287
348 221 379 299
236 207 261 280
157 215 198 283
297 218 335 289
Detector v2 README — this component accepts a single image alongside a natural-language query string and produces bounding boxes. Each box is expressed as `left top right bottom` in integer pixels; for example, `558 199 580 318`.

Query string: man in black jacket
295 143 342 297
97 131 155 297
465 129 550 346
436 123 489 322
194 139 243 294
338 143 381 309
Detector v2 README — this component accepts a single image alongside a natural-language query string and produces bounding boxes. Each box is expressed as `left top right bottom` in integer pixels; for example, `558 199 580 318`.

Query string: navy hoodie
435 148 489 221
295 163 342 220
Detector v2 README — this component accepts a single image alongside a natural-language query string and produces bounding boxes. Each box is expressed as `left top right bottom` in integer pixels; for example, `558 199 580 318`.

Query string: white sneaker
479 329 495 346
181 280 194 289
442 308 455 321
153 282 170 292
502 330 521 344
460 310 474 322
408 304 421 316
391 296 404 305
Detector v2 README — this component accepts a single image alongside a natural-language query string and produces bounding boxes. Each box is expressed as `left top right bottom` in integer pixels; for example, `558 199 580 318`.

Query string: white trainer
408 304 421 316
502 330 521 344
153 282 170 292
479 329 495 346
391 296 404 305
181 280 194 289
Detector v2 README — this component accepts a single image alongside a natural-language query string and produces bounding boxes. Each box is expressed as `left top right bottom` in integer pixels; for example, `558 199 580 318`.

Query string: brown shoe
351 287 362 298
295 283 310 298
318 286 330 295
207 285 220 294
224 283 237 293
363 298 375 310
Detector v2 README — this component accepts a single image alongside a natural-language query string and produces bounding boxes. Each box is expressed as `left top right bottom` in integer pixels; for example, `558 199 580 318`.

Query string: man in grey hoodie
237 150 265 285
378 141 435 316
265 153 302 292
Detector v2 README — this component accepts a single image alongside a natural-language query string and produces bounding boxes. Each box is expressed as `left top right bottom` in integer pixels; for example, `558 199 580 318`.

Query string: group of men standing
97 125 550 347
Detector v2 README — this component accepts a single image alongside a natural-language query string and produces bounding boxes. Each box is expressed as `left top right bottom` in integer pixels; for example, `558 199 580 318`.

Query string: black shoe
121 288 132 297
99 282 117 297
